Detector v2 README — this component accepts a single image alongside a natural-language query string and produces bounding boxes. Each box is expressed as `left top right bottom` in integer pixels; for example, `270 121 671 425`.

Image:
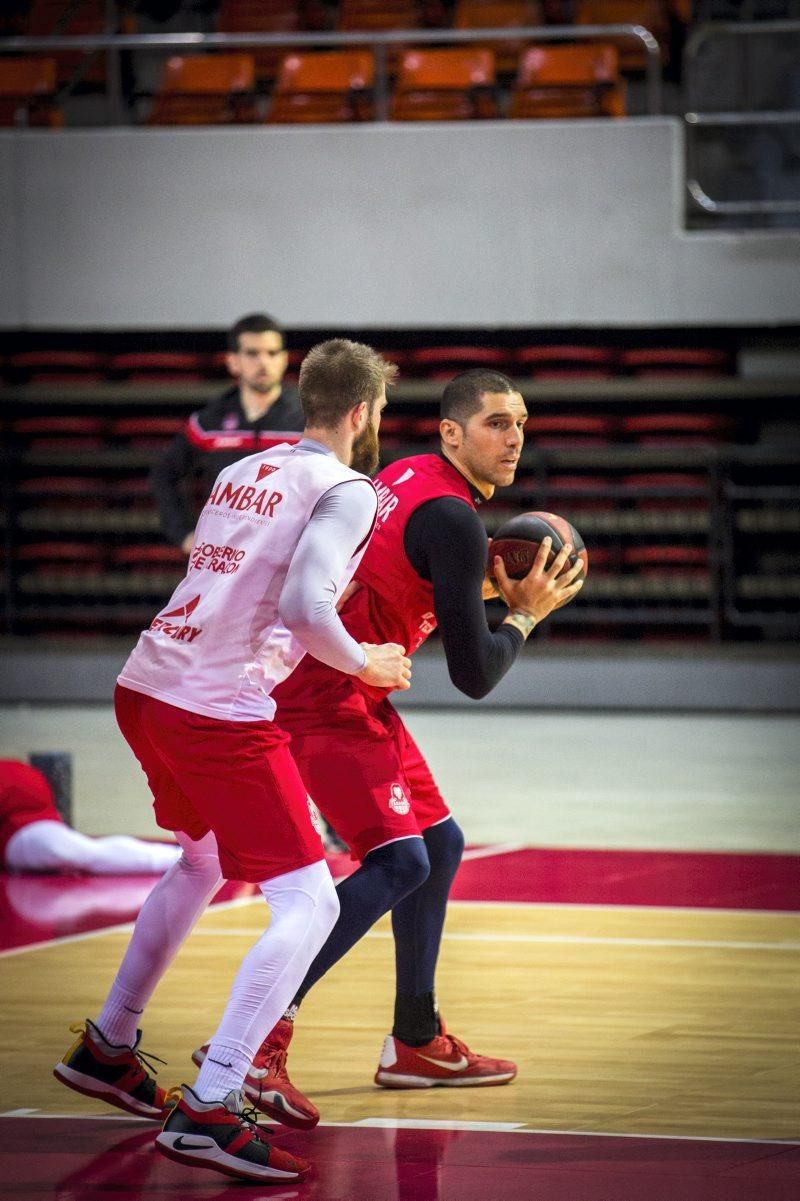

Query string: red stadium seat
110 352 207 381
515 345 616 378
0 57 62 127
390 48 497 121
524 414 613 447
620 347 732 377
147 55 258 126
410 346 512 379
10 350 106 381
623 545 709 566
267 51 375 123
113 545 186 566
621 473 708 510
509 43 626 120
620 413 733 444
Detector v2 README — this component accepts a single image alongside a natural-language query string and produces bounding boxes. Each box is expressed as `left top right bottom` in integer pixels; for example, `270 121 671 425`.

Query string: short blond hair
299 339 397 429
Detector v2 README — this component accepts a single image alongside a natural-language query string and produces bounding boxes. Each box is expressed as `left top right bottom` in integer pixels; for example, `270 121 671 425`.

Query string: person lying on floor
0 760 179 874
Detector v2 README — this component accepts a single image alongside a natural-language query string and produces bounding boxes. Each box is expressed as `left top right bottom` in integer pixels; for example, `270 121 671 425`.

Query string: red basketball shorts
276 685 451 863
0 759 62 860
114 684 325 884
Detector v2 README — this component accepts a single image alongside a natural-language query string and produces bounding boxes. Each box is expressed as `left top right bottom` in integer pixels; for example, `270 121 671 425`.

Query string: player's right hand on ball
494 537 584 622
357 643 413 690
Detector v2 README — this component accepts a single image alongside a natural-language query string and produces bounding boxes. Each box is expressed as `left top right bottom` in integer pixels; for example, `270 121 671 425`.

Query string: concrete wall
1 118 799 330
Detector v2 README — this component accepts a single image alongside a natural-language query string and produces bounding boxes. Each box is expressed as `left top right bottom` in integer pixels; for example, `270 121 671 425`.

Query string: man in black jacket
150 313 303 552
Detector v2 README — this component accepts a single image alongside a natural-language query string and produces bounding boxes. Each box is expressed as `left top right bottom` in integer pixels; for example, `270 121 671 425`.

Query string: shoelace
439 1033 472 1060
237 1100 271 1142
70 1021 169 1081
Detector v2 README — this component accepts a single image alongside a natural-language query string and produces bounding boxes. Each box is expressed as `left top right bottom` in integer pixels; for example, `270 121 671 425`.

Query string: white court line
1 1110 797 1147
460 842 526 861
0 891 262 960
191 927 800 952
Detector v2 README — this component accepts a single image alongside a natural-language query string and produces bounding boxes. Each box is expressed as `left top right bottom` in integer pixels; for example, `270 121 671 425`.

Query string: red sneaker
156 1084 310 1184
192 1019 319 1130
374 1019 517 1089
53 1019 177 1119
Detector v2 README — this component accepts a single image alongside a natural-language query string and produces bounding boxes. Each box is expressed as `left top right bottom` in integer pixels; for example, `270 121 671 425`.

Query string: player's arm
279 481 411 690
405 498 523 700
149 426 197 549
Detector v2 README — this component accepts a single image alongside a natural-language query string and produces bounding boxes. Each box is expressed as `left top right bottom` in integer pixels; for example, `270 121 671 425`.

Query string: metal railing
0 23 663 123
684 20 800 217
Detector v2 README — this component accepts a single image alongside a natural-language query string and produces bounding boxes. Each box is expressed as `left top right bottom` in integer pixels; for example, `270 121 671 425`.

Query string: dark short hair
227 313 285 352
299 339 397 429
441 369 517 427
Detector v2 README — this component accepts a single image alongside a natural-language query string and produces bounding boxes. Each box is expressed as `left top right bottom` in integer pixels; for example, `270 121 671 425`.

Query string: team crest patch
306 796 324 835
388 784 410 815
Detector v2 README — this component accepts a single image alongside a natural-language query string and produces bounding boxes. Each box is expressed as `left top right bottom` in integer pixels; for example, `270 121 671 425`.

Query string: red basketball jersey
340 454 476 662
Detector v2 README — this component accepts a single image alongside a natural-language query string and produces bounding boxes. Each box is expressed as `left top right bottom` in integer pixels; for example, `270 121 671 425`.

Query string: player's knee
425 817 465 874
372 837 431 899
315 870 340 936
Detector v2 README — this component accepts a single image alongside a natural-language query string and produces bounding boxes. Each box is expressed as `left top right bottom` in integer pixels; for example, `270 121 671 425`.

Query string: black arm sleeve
149 432 198 546
404 497 524 700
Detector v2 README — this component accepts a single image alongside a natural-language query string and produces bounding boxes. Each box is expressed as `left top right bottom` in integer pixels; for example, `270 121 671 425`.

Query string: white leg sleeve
95 830 224 1047
193 859 339 1101
5 820 181 875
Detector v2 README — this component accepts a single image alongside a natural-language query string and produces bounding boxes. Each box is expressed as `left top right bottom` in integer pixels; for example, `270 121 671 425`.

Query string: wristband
503 611 538 640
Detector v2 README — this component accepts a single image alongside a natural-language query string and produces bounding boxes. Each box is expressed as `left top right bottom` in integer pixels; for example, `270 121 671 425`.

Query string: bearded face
350 408 380 476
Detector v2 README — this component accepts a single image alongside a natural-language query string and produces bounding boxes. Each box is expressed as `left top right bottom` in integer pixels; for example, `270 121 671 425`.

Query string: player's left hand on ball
482 574 500 601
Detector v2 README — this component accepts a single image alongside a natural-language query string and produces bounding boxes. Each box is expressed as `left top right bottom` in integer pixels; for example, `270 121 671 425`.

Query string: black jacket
150 385 304 545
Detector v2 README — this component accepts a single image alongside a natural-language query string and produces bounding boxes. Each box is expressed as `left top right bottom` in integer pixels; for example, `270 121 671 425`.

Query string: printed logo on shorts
388 783 410 815
306 796 324 836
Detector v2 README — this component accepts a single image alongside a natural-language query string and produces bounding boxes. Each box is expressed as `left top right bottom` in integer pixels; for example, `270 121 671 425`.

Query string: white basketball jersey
119 441 374 721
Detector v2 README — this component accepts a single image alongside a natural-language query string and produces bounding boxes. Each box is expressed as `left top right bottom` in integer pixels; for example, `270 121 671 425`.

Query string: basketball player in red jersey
192 369 584 1127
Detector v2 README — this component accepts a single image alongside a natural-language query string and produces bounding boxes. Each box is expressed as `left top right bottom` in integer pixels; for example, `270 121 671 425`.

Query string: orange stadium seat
574 1 671 70
453 0 544 75
217 0 303 80
27 1 130 86
0 58 62 127
509 43 625 119
390 48 497 120
147 55 258 126
337 0 423 31
267 51 375 123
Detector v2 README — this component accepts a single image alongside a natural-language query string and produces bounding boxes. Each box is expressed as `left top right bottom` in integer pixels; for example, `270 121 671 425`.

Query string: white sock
4 820 181 875
96 830 223 1048
193 858 338 1102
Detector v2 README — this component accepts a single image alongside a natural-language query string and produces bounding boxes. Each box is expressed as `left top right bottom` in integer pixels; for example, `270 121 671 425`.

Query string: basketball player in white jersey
54 340 411 1186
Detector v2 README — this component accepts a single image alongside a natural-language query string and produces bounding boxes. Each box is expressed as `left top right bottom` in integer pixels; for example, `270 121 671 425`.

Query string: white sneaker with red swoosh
374 1019 517 1088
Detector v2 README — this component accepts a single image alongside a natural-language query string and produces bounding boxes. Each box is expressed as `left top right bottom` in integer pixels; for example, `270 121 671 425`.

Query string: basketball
489 511 589 581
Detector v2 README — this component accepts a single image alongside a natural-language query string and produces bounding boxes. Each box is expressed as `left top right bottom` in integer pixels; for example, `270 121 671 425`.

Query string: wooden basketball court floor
0 706 799 1199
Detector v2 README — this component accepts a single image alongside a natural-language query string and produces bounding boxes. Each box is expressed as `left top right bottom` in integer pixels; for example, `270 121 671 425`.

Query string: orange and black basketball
489 511 589 581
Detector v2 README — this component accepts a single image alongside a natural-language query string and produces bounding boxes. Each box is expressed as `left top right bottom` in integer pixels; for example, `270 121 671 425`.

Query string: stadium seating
390 48 497 120
267 50 375 122
216 0 303 81
0 57 62 127
574 0 672 71
147 55 258 126
452 0 544 75
509 43 626 119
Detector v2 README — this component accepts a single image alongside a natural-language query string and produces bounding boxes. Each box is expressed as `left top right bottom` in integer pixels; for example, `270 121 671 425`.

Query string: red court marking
1 846 798 955
0 1118 798 1201
446 847 800 911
